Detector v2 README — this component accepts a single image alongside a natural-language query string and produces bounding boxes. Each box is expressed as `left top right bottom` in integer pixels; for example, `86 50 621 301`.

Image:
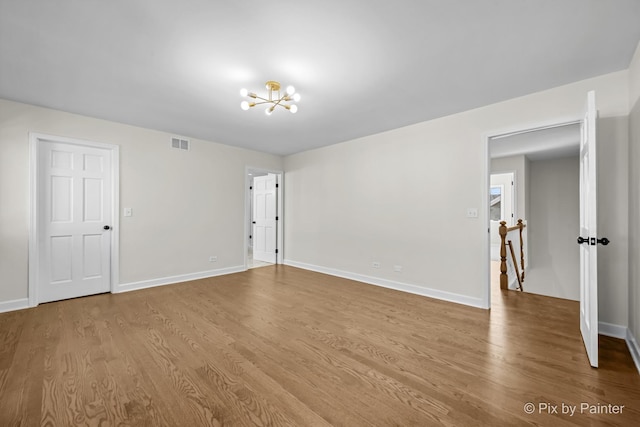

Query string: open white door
578 91 600 368
252 174 277 263
36 138 113 303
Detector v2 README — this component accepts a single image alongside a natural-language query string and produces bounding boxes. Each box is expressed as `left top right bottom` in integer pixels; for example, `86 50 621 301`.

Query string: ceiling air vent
171 137 190 151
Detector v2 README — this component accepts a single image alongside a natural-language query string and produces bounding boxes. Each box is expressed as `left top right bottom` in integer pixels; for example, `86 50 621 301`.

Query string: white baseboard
0 298 30 314
597 323 640 375
283 259 485 309
116 265 246 294
599 322 627 339
626 329 640 375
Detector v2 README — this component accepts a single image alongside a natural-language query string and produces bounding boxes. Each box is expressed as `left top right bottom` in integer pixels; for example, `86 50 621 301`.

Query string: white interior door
37 139 113 303
253 174 277 263
579 90 598 368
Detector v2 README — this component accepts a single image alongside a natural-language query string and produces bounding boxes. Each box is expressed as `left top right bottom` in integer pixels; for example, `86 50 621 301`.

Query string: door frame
244 166 284 268
28 133 120 307
483 118 581 309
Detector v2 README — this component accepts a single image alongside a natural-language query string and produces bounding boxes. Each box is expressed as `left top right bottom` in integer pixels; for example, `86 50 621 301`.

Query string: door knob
577 236 609 245
103 225 111 230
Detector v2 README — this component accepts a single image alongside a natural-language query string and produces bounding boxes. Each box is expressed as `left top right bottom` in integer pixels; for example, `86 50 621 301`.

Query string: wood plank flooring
1 265 639 426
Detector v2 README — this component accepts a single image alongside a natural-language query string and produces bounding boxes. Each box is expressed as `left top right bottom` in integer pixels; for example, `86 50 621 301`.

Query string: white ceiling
1 1 639 156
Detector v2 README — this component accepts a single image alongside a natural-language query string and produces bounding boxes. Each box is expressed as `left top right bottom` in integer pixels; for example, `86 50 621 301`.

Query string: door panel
38 140 112 303
253 174 277 263
579 90 598 368
83 234 104 278
51 176 73 222
84 178 104 221
50 235 72 282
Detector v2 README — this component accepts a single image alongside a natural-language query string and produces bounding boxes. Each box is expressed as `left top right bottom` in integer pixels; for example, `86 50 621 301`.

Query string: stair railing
498 219 526 291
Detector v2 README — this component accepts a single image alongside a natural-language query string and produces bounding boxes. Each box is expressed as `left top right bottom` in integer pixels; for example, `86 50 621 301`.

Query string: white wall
0 69 634 333
597 115 629 328
628 40 640 356
491 155 528 220
526 156 580 300
284 70 630 324
0 99 282 306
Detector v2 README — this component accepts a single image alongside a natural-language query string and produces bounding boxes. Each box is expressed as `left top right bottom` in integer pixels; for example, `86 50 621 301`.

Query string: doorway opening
485 92 600 368
489 172 515 270
245 167 283 269
485 121 581 307
490 172 515 226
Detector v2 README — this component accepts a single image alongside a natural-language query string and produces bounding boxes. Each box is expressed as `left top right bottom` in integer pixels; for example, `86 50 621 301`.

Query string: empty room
1 1 640 425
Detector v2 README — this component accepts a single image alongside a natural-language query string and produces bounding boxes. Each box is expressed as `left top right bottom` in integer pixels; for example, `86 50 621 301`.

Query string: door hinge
276 183 279 188
250 186 252 190
275 249 279 254
276 216 279 220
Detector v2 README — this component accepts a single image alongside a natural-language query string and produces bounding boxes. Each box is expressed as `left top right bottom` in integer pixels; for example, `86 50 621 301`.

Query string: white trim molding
598 321 627 339
0 298 30 314
116 265 246 293
244 167 284 268
626 329 640 375
28 132 120 307
284 259 485 309
598 323 640 375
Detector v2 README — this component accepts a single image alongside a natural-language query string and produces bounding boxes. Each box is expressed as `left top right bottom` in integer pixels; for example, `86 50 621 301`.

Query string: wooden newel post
518 219 525 282
499 221 508 290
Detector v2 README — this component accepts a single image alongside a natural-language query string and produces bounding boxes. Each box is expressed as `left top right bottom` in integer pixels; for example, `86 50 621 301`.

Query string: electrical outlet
209 256 217 263
372 261 381 268
123 207 132 217
394 265 403 272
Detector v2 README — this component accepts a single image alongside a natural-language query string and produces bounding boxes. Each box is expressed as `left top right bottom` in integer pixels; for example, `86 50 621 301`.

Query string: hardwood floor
1 265 638 426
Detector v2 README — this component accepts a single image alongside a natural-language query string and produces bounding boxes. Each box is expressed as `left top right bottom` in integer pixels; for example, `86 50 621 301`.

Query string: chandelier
240 81 300 115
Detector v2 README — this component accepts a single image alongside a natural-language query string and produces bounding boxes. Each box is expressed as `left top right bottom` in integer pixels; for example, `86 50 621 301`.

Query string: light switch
466 208 478 218
124 207 133 217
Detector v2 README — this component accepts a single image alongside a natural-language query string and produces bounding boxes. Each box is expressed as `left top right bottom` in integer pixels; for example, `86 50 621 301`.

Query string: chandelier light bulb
289 105 298 114
293 93 301 102
286 85 295 96
240 101 250 111
265 107 273 116
240 88 248 97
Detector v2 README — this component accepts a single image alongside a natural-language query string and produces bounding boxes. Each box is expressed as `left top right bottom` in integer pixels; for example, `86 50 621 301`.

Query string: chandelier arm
252 100 281 105
271 95 288 109
251 95 272 103
245 97 293 109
